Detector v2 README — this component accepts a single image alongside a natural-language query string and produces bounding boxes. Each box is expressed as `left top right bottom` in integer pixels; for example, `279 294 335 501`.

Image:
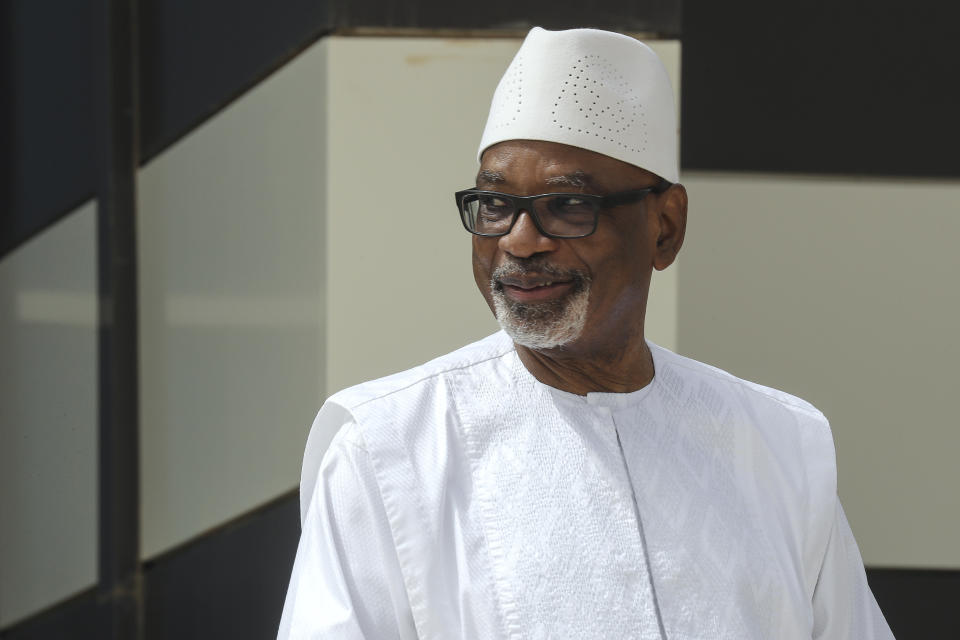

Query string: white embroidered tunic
278 332 894 639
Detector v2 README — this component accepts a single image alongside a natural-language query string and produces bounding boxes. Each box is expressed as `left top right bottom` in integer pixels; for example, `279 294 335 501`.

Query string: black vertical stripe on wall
94 0 143 637
681 0 960 178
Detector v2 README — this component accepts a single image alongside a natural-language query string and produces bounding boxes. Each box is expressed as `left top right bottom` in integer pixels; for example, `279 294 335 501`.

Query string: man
279 27 894 639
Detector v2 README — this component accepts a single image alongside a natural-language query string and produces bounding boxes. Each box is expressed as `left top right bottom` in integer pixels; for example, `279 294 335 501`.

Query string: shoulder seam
345 346 515 411
338 429 370 454
325 417 370 453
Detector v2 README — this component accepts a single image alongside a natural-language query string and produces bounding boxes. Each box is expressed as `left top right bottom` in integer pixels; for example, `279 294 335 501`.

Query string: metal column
96 0 143 638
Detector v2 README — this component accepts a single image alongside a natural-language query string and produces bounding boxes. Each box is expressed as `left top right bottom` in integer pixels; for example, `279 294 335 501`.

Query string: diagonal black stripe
0 589 99 640
0 492 300 639
141 491 300 640
138 0 332 163
0 1 98 259
867 567 960 638
681 0 960 177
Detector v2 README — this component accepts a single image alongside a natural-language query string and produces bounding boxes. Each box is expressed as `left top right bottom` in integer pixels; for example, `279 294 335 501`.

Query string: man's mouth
497 277 575 303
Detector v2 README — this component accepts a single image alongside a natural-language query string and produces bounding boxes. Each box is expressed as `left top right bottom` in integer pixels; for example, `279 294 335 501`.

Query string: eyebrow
476 169 505 186
544 171 595 189
475 169 598 190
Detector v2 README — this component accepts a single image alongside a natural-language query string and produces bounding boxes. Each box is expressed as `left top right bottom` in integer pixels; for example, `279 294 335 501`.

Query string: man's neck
514 337 655 396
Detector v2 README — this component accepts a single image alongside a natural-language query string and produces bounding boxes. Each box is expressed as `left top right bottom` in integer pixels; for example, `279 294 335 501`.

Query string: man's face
472 140 680 356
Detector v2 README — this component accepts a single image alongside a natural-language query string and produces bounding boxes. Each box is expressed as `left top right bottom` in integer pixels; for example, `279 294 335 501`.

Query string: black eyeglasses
454 182 670 239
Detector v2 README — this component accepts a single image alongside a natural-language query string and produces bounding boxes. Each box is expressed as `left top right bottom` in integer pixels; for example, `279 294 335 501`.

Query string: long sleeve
811 499 895 639
278 417 417 639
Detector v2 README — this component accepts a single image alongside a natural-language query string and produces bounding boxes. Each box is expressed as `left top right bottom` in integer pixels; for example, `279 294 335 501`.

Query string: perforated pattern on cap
487 54 524 127
552 54 647 154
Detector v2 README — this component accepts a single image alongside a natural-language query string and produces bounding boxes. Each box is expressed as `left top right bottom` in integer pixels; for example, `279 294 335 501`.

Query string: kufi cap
478 27 679 183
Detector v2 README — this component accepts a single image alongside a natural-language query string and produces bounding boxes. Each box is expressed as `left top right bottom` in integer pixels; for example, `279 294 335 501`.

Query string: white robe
278 331 894 639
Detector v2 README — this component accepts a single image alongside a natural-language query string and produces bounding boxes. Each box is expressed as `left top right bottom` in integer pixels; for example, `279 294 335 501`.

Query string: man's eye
550 196 594 216
478 197 513 218
479 196 510 209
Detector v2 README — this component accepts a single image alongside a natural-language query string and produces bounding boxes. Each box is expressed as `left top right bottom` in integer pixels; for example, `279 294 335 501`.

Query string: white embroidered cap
478 27 679 183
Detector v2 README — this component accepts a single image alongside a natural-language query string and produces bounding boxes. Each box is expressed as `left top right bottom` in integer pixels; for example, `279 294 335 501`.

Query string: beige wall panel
138 42 327 557
324 36 681 396
678 172 960 567
0 203 98 626
645 40 680 352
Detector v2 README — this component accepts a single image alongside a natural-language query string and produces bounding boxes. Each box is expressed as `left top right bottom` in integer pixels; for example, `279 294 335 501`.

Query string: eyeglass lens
461 193 598 237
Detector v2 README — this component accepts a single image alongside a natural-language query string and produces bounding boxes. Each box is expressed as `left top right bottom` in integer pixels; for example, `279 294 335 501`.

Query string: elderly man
278 27 893 639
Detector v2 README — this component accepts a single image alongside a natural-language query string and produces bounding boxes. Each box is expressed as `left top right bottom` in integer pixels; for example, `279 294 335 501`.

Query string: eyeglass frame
454 180 671 239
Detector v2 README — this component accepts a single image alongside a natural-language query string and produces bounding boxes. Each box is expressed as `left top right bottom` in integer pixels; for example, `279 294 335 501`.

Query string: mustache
491 256 590 291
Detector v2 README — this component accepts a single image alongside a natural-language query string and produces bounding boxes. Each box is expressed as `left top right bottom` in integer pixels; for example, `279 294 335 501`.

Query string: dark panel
143 492 300 640
137 0 681 164
0 0 98 258
138 0 331 162
95 0 144 638
332 0 679 35
681 0 960 177
867 568 960 638
0 589 99 640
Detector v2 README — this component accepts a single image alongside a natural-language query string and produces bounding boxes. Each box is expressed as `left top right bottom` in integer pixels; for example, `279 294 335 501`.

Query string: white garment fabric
278 332 894 639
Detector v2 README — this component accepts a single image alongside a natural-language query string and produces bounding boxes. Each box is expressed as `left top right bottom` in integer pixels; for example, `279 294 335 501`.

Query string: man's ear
653 183 687 271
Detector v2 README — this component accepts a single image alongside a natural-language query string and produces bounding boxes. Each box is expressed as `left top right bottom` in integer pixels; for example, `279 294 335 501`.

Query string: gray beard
490 260 591 350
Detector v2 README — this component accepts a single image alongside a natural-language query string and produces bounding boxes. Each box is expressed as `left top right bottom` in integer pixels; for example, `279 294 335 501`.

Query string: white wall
137 43 327 558
678 172 960 567
0 202 98 626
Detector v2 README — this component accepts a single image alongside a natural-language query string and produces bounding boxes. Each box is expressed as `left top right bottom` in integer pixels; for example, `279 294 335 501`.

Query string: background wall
0 203 98 627
137 34 327 560
679 0 960 579
678 173 960 568
2 0 957 637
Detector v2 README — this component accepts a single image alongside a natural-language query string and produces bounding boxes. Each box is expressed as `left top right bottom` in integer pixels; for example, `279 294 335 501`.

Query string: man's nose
498 210 557 258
